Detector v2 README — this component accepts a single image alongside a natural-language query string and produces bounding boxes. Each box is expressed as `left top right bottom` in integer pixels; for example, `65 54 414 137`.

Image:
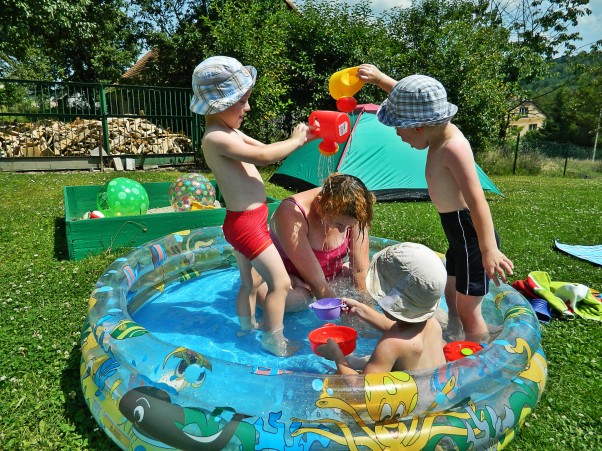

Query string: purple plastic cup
309 297 345 320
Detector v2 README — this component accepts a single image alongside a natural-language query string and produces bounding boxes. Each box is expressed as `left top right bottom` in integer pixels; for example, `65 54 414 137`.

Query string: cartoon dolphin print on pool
119 386 255 450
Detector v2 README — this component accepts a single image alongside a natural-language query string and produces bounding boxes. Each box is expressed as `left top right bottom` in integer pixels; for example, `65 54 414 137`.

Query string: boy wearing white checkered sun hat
356 64 514 343
191 56 315 356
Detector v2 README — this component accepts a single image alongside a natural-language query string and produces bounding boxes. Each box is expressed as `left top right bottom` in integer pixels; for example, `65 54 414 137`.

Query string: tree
485 0 595 59
380 0 527 151
535 51 602 148
133 0 389 141
0 0 140 82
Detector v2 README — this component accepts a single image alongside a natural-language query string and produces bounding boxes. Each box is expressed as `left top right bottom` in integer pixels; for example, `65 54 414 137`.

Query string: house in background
509 100 547 135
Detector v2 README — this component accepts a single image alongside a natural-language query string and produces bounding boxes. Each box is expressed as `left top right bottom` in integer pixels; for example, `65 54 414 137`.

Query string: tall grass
477 147 602 179
0 170 600 450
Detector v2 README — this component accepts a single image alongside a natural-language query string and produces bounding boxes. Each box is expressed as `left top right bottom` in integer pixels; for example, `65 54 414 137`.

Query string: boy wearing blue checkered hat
191 56 314 356
357 64 514 343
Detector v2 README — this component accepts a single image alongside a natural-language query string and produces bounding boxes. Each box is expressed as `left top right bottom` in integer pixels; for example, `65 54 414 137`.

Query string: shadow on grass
61 344 120 450
54 217 70 261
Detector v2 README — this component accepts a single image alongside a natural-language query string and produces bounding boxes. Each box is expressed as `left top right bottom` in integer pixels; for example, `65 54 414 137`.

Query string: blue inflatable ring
81 226 547 450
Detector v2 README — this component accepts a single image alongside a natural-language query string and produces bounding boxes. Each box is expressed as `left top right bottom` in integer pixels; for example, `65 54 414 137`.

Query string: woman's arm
271 197 336 299
347 226 371 293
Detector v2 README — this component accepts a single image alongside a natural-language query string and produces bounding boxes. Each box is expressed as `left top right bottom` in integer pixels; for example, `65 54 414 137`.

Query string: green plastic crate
63 181 281 260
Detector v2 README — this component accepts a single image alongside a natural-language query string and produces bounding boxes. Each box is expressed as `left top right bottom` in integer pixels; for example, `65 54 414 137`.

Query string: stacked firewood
0 117 192 157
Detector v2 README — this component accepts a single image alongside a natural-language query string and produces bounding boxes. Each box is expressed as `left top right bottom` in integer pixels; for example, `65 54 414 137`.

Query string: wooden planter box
63 181 281 260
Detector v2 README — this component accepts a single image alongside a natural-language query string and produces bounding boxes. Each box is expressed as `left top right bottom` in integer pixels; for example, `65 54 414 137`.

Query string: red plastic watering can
308 110 351 156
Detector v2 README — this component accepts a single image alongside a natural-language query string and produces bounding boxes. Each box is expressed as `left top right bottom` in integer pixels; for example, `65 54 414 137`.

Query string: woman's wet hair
317 173 375 234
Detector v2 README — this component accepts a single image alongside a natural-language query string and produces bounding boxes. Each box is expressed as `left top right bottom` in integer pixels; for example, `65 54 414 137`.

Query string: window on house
520 107 529 117
529 124 537 131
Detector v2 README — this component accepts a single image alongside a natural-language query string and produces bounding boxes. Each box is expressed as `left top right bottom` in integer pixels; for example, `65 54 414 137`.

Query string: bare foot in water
261 328 300 356
237 316 261 337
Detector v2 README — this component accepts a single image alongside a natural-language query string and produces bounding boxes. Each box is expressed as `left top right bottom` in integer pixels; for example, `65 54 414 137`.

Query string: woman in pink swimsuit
258 173 375 311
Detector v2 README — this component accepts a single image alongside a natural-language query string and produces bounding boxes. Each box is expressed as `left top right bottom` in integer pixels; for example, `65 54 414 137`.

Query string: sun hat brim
366 243 447 323
377 98 458 128
377 289 441 323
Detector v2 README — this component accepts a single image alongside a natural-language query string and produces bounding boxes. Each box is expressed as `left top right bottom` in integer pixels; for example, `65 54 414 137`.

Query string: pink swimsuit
271 198 350 280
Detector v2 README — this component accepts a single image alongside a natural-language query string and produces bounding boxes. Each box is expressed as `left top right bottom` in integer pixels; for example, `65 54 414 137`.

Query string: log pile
0 117 193 158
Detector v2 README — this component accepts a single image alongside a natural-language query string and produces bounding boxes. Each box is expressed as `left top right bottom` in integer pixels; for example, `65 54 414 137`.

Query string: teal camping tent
270 104 502 201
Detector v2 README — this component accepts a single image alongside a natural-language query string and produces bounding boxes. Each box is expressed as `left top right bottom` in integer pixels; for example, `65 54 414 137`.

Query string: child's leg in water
234 254 262 336
444 277 465 341
253 246 300 356
261 327 300 357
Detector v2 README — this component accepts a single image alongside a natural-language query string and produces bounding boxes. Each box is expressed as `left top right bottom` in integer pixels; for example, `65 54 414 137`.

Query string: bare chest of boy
425 153 467 213
204 153 266 211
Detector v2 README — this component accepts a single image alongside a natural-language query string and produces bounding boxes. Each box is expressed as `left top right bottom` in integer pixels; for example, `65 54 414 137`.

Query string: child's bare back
375 317 446 372
424 123 478 214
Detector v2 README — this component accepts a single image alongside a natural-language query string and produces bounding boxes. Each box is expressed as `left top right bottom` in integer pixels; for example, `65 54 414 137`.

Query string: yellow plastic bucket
328 66 365 100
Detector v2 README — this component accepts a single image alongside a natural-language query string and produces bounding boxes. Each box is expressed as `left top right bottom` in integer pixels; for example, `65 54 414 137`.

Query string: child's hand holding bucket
308 324 358 356
315 338 344 360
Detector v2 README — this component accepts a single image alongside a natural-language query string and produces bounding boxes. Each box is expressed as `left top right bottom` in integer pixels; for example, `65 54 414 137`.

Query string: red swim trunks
223 203 272 261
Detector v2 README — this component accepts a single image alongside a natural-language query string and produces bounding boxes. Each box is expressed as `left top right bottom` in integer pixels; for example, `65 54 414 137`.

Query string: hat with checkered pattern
190 56 257 115
377 75 458 128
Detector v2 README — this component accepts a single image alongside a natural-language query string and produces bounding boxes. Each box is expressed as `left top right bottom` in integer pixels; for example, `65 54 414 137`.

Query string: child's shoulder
436 129 471 159
203 125 242 145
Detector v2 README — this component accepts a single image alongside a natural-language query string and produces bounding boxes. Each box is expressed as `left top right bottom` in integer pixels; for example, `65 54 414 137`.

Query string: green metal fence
0 78 202 169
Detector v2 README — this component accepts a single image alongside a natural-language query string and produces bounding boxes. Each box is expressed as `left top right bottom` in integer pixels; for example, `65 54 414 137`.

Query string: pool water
132 267 381 373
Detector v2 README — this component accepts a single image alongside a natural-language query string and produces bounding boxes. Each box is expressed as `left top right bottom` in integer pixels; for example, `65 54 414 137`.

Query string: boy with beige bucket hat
317 242 447 374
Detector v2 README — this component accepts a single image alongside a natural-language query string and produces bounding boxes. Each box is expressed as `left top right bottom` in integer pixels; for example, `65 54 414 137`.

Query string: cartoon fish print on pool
119 386 255 450
292 371 478 450
251 366 293 376
110 320 148 340
180 267 202 282
150 243 167 268
122 263 140 289
85 355 122 400
160 347 212 390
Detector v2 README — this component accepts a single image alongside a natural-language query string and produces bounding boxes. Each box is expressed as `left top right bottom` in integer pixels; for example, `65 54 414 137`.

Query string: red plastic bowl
443 340 483 362
308 323 358 356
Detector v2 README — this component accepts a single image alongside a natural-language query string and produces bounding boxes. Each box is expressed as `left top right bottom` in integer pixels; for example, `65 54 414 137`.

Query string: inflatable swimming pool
81 226 547 450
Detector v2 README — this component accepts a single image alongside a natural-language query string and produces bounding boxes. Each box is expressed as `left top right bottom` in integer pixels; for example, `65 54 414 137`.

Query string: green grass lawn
0 169 600 450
